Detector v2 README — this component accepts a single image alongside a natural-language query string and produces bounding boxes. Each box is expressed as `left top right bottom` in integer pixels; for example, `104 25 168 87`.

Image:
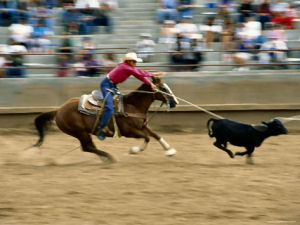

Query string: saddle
78 90 122 115
78 89 123 138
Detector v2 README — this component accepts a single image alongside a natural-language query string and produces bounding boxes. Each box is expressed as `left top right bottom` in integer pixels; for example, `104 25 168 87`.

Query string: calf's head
263 119 288 136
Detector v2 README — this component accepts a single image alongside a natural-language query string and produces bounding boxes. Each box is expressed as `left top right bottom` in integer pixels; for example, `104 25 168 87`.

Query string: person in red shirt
97 52 164 140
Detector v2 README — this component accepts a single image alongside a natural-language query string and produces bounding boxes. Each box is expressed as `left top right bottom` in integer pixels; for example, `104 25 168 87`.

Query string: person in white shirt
243 16 261 41
75 0 100 9
137 33 156 62
258 33 288 66
8 18 33 49
199 16 222 49
175 15 198 39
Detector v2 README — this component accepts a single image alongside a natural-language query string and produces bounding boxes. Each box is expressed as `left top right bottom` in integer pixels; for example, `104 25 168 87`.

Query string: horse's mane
123 83 152 105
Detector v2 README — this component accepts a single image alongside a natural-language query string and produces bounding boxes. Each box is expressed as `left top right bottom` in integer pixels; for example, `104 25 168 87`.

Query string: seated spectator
175 15 198 40
29 2 55 32
182 34 204 71
29 19 52 53
256 0 272 30
243 15 262 41
221 16 234 51
271 2 297 29
269 22 286 41
61 6 81 34
254 29 268 50
75 0 99 9
258 33 288 68
94 0 118 33
15 0 31 23
57 54 72 77
158 20 179 46
0 45 7 78
57 32 74 63
169 33 203 71
156 0 178 23
232 37 255 71
177 0 196 19
136 33 156 62
102 52 117 74
0 0 18 26
8 17 33 50
199 16 222 49
73 54 87 77
84 53 102 76
5 39 27 78
81 36 96 52
238 0 255 23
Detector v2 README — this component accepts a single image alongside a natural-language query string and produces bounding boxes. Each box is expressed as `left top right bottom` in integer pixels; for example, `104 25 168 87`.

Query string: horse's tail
207 118 217 137
34 110 57 147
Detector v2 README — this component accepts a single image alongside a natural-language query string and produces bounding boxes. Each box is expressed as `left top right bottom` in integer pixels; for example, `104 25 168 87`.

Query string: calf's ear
262 121 268 125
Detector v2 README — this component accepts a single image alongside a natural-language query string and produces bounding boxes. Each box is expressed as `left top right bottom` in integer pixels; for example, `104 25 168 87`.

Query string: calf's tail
34 110 57 147
207 118 218 137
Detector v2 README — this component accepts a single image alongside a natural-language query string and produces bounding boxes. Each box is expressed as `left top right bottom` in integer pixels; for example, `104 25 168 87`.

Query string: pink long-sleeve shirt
108 62 154 85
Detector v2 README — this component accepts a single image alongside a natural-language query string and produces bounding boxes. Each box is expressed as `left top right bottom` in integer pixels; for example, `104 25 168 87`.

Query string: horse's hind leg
144 125 176 156
78 132 115 163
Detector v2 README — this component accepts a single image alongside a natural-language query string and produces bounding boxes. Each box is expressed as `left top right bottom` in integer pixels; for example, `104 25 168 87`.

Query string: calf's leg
213 141 234 158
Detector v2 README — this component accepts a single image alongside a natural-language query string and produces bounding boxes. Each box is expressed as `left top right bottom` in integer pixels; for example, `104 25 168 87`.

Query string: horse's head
152 77 178 109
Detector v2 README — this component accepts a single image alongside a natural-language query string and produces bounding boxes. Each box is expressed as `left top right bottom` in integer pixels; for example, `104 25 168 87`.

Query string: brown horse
33 77 178 162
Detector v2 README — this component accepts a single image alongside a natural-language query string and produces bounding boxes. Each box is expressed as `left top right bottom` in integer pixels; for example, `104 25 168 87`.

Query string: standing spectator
156 0 178 23
136 33 156 62
238 0 255 23
256 0 272 30
8 17 33 50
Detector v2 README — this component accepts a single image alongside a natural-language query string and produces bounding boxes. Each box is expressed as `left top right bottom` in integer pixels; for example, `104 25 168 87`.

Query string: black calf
207 118 288 159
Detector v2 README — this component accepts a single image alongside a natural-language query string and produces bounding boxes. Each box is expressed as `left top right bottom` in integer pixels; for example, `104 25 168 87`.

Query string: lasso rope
125 89 224 120
275 115 300 123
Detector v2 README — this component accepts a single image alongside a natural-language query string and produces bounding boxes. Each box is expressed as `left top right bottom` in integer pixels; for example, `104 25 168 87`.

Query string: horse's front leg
144 125 176 156
129 137 150 154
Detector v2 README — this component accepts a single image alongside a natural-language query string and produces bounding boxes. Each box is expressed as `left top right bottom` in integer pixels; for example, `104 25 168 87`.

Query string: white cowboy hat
122 52 143 62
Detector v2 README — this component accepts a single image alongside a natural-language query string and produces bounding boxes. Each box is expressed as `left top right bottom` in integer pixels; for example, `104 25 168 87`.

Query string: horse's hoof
129 146 141 154
165 148 176 157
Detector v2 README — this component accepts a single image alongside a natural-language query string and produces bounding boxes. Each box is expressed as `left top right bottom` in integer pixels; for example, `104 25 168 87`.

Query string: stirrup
97 131 106 140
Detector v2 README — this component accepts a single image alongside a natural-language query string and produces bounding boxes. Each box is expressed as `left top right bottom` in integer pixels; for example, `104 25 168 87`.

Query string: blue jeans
98 77 116 130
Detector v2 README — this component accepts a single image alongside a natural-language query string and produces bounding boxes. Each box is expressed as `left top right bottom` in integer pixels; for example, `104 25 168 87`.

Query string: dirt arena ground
0 129 299 225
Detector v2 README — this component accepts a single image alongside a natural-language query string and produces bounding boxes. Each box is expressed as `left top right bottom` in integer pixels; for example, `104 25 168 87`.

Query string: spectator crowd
0 0 299 78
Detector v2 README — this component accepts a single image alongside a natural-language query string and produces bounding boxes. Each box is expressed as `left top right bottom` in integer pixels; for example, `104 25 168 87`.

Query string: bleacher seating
0 0 299 77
